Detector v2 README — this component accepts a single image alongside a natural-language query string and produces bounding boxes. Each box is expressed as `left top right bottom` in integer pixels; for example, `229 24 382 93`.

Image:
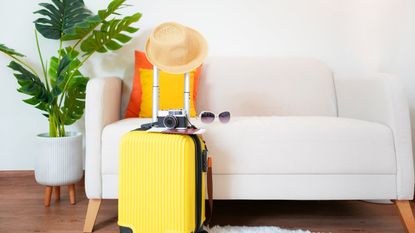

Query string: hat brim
145 27 208 74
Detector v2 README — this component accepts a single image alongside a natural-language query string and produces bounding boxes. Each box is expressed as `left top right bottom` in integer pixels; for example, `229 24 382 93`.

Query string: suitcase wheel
119 226 133 233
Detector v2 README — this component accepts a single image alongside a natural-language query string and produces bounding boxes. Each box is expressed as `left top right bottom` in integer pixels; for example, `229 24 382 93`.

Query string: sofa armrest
85 77 122 199
335 73 414 199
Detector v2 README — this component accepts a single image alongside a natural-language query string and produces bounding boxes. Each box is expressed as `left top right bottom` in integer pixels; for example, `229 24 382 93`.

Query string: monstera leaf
62 75 88 125
49 48 83 98
34 0 94 40
61 15 101 41
49 47 81 86
51 49 89 125
62 0 126 41
80 12 141 54
0 44 25 57
8 61 51 112
97 0 127 19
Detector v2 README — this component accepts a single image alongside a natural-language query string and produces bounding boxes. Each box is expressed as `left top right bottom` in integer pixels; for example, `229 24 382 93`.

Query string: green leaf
125 26 139 33
113 33 131 43
49 48 81 97
98 0 126 19
8 61 50 112
62 0 127 41
23 96 40 105
48 56 59 85
0 44 25 57
62 75 88 125
80 12 141 54
61 15 101 41
53 55 72 96
34 0 95 40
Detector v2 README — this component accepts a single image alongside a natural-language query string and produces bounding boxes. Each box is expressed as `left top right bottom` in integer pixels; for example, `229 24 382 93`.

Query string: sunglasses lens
218 111 231 123
200 112 215 123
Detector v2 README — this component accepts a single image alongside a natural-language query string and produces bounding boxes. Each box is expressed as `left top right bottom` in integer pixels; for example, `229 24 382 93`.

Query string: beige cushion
101 117 396 176
196 57 337 116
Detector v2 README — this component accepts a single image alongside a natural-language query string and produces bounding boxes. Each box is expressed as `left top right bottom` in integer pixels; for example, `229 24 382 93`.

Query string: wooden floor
0 171 411 233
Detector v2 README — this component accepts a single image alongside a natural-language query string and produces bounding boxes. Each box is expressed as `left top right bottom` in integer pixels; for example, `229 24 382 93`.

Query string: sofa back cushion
196 57 338 116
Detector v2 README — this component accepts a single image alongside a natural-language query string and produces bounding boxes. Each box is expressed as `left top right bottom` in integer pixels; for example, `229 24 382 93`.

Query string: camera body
157 109 188 129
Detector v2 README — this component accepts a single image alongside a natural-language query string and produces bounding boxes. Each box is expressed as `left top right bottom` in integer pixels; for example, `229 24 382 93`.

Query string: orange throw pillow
124 50 202 118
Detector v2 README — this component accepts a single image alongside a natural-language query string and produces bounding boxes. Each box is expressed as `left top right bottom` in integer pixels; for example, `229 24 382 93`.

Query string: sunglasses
199 111 231 124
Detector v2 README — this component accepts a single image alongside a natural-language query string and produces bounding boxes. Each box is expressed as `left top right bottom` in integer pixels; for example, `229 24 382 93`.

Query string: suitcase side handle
204 157 213 227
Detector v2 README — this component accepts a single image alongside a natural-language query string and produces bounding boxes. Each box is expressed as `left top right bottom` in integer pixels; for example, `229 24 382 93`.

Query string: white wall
1 0 415 169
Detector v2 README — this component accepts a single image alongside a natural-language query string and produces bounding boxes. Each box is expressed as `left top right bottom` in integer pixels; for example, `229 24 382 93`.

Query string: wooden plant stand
44 184 76 207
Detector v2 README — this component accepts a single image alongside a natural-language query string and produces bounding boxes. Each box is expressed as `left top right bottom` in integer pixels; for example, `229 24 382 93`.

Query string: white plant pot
35 132 83 186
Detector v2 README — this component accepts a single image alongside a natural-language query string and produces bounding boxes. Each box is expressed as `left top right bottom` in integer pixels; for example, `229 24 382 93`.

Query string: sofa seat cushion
101 117 396 175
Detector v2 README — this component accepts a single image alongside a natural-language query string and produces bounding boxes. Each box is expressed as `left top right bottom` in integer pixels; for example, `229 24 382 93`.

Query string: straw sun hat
145 22 208 74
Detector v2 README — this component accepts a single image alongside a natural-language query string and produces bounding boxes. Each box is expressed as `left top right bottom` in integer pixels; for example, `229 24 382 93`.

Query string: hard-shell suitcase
118 66 213 233
118 131 210 233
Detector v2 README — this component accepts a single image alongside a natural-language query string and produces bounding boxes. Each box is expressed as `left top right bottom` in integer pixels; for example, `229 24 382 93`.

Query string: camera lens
163 115 178 129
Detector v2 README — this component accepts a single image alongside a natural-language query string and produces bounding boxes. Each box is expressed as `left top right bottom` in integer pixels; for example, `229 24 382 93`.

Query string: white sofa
83 57 415 232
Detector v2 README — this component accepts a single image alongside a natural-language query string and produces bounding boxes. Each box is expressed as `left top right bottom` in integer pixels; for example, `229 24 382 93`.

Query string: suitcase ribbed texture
118 131 205 233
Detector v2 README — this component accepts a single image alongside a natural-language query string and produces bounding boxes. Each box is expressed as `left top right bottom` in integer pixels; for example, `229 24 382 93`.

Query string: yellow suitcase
118 130 211 233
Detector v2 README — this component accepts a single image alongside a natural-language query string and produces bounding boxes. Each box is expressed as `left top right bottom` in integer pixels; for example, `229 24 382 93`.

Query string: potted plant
0 0 141 205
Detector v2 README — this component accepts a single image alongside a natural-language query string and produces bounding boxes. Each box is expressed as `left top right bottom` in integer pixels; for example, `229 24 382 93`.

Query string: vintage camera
157 109 188 129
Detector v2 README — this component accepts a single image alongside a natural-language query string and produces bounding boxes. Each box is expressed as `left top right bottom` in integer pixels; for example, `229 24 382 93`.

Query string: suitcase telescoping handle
152 66 191 126
152 66 159 123
184 72 191 120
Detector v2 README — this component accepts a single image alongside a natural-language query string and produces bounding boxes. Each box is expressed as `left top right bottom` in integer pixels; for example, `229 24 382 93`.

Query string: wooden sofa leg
83 199 102 233
396 200 415 233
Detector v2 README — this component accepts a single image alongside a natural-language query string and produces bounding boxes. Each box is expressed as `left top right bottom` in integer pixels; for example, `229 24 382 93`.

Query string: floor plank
0 171 410 233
